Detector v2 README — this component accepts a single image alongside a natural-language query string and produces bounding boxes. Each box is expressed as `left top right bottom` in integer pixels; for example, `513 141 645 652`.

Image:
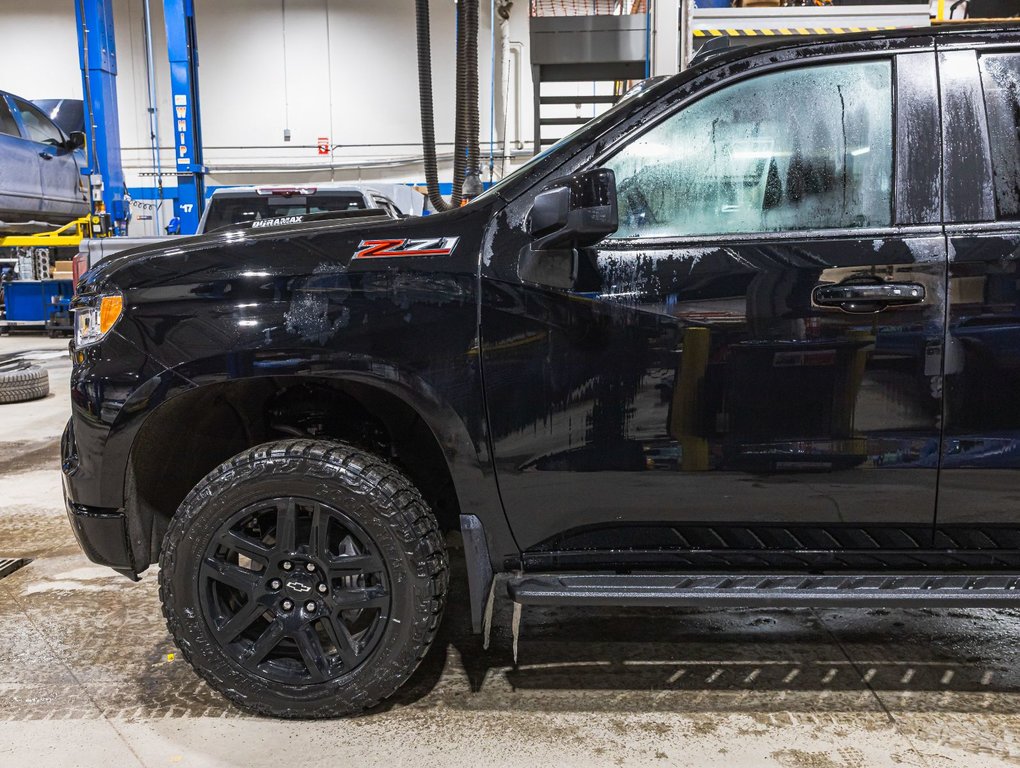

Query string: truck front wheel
158 439 448 718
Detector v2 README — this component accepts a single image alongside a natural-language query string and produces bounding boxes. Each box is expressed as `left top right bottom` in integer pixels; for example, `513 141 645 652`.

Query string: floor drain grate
0 558 31 581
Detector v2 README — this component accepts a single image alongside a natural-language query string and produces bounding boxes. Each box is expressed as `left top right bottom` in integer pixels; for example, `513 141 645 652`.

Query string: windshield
34 99 84 136
471 132 580 204
471 119 595 203
471 87 659 204
203 192 366 232
471 77 677 203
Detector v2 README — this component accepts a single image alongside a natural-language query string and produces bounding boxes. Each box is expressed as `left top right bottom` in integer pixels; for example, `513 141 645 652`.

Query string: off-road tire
0 365 49 403
159 439 448 718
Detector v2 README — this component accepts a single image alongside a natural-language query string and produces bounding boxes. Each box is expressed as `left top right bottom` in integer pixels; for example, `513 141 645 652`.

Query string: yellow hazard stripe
693 26 899 37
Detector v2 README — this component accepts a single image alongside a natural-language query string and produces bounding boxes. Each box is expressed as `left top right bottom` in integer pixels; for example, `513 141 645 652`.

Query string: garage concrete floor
2 336 1020 767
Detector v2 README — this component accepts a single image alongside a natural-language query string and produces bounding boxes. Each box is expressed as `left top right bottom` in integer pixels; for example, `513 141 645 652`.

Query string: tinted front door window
12 98 64 145
604 61 893 239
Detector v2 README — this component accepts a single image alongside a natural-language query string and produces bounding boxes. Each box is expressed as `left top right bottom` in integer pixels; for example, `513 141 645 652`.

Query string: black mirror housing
527 168 618 251
67 131 86 150
529 186 571 240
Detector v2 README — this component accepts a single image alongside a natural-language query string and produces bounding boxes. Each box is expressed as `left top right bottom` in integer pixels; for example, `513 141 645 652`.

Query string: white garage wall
0 2 84 100
0 0 535 231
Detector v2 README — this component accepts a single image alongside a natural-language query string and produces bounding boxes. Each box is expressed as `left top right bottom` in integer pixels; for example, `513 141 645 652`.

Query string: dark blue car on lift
0 90 88 228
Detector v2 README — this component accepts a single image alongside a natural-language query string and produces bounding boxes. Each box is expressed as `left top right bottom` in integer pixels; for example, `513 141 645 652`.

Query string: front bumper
61 418 138 579
64 501 136 577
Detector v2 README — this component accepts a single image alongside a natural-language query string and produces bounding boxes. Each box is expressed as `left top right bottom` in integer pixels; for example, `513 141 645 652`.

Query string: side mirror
527 168 618 251
67 131 86 150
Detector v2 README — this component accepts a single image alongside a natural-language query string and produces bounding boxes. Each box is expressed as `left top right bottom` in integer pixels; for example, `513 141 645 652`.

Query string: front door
481 46 947 569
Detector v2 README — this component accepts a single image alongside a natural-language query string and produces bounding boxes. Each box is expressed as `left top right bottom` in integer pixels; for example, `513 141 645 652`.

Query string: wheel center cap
282 570 316 597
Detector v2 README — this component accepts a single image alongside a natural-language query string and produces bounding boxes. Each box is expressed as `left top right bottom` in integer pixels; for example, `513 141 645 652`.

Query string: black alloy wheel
160 440 448 718
200 497 389 685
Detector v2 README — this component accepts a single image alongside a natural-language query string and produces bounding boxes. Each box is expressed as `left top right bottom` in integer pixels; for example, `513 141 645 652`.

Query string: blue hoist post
164 0 206 234
74 0 127 234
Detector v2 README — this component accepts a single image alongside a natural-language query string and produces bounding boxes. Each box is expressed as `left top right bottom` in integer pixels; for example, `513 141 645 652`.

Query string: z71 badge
353 237 460 260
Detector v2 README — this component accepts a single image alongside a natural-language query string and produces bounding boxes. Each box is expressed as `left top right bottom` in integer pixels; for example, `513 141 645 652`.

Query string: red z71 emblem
353 237 460 260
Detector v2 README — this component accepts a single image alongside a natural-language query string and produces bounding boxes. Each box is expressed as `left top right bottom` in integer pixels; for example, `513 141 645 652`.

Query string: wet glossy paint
64 24 1020 578
939 231 1020 534
67 205 519 570
482 231 948 560
935 38 1020 544
480 41 954 566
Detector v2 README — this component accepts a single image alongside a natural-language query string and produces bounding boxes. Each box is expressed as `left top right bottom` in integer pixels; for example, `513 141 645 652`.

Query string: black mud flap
460 514 494 634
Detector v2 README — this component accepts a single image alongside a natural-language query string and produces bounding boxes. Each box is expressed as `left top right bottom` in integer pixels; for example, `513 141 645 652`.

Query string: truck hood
79 203 490 296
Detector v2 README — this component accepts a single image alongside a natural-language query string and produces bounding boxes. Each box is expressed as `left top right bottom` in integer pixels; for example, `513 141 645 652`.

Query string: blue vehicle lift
74 0 127 233
164 0 206 234
74 0 206 236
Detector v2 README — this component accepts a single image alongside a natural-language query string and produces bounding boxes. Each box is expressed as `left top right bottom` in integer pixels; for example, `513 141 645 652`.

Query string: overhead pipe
489 0 496 181
142 0 164 233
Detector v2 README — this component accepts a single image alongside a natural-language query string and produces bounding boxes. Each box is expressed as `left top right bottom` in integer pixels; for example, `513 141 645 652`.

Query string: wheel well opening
129 377 462 566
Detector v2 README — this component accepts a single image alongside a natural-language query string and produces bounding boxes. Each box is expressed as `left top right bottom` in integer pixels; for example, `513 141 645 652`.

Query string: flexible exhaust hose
451 0 468 206
465 0 480 188
415 0 450 211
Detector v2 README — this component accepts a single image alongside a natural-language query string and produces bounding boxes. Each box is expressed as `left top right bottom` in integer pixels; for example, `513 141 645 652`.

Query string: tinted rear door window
979 54 1020 220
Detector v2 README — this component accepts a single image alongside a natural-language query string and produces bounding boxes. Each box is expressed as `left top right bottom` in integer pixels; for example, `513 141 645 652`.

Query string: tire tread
158 439 448 718
0 365 49 403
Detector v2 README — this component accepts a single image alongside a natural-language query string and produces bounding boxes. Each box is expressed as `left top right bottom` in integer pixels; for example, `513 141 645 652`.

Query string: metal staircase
529 2 649 152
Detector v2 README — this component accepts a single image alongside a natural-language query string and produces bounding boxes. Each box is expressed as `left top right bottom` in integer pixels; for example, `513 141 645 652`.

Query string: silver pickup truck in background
73 182 421 281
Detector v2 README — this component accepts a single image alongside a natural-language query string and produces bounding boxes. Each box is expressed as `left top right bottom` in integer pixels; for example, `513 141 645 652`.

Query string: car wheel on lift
159 439 448 718
0 364 49 404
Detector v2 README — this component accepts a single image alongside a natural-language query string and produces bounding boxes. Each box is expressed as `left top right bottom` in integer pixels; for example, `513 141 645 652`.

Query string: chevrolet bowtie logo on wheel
286 581 311 593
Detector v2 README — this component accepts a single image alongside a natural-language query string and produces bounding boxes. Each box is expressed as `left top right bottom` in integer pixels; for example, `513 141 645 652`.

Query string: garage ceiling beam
164 0 206 235
74 0 127 233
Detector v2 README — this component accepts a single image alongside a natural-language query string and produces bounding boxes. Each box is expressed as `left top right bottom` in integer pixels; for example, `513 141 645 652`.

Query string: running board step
507 573 1020 608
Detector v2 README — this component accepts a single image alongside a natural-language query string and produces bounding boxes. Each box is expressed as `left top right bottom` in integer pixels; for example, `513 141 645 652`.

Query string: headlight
73 293 124 347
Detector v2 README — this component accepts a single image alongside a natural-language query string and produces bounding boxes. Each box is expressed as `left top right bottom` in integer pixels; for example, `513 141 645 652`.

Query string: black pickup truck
63 24 1020 717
